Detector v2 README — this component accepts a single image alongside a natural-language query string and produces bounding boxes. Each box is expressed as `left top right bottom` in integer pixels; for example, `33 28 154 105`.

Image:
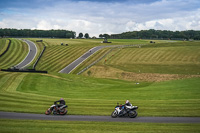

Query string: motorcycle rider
125 100 132 107
119 100 133 116
51 98 66 112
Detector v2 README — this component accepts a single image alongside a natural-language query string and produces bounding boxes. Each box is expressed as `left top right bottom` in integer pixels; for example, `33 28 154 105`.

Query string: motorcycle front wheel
129 111 137 118
111 111 118 118
45 109 51 115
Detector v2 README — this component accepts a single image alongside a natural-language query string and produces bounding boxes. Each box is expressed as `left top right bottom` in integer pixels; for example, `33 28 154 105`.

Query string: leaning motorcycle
45 104 68 115
111 103 138 118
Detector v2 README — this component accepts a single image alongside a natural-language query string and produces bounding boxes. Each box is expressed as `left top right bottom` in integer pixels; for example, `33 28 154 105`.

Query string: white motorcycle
45 104 68 115
111 103 138 118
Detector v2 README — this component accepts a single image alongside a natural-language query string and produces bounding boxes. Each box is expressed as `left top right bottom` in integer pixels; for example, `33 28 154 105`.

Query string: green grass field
31 38 149 72
0 119 199 133
0 38 199 132
0 71 199 116
0 39 199 116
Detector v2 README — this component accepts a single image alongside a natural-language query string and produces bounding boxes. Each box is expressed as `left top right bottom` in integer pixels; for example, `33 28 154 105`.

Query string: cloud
0 0 200 37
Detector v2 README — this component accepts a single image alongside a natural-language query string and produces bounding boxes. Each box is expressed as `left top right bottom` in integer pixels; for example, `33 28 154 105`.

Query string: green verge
0 71 199 116
0 119 199 133
0 38 7 55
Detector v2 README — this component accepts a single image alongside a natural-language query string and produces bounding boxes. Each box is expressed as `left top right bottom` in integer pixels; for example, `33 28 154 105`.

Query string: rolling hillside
0 71 199 117
81 41 200 81
0 39 199 117
33 38 148 72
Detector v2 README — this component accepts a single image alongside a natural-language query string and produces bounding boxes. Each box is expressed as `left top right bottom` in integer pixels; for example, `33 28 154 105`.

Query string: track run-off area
0 111 199 123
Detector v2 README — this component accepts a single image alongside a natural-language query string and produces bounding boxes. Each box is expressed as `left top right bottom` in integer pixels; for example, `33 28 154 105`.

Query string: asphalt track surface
0 112 199 123
59 46 106 73
15 39 37 69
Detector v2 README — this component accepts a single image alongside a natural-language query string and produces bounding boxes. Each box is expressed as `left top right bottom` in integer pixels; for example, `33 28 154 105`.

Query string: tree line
0 28 76 38
78 33 89 39
1 28 199 40
100 29 200 40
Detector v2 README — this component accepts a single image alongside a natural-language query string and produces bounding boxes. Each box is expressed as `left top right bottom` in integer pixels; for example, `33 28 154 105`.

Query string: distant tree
66 32 73 38
78 33 83 38
99 34 103 38
84 33 89 39
103 34 110 39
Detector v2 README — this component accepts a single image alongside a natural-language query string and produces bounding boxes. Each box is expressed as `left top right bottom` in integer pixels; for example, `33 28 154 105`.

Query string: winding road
14 39 37 69
0 111 199 123
59 46 105 73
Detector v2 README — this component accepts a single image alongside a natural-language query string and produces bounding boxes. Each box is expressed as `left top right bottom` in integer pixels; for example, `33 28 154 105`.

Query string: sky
0 0 200 37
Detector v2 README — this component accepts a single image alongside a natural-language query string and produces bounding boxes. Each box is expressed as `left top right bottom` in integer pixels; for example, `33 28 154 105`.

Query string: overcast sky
0 0 200 37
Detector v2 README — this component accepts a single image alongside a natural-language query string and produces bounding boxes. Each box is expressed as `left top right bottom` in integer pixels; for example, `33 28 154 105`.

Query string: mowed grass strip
0 71 199 116
40 38 103 47
0 38 8 55
34 38 149 47
0 119 199 133
87 41 200 75
0 39 29 69
0 38 6 50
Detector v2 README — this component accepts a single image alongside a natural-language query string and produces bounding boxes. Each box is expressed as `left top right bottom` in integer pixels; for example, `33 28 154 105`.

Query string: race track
14 39 37 69
59 46 105 73
0 111 199 123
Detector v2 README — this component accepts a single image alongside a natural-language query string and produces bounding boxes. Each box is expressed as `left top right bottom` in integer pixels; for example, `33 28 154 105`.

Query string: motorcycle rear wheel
59 108 67 115
129 111 137 118
111 111 118 118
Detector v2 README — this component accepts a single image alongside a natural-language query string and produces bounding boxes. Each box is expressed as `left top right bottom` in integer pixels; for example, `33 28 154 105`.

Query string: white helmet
125 100 129 104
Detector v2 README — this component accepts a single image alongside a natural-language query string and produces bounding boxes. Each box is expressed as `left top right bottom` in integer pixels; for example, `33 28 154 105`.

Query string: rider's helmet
60 98 64 100
125 100 129 104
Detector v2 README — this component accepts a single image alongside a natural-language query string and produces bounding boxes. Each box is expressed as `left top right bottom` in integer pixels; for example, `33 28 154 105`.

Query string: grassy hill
80 41 200 81
0 39 199 117
31 38 149 72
